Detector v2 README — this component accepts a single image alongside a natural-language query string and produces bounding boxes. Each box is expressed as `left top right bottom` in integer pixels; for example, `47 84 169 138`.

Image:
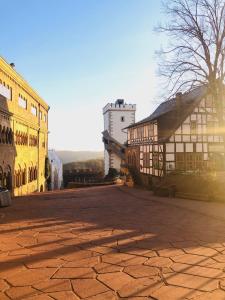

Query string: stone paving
1 185 225 299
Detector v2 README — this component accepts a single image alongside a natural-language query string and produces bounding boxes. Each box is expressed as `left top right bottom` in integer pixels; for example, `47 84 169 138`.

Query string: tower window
121 116 125 122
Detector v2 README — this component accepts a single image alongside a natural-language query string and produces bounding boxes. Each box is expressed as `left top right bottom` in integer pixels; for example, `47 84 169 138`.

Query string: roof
126 86 206 129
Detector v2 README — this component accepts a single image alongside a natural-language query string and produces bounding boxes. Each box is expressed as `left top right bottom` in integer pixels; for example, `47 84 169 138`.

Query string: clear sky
0 0 165 151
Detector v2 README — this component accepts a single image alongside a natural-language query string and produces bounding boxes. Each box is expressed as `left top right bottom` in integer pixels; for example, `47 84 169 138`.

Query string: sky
0 0 166 151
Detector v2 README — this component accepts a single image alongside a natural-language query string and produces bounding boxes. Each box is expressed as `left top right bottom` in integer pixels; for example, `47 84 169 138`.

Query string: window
190 120 197 135
176 153 204 171
39 111 42 120
137 126 144 139
44 114 47 122
143 152 150 168
153 153 159 169
147 124 154 138
0 81 11 99
18 95 27 109
121 116 125 122
31 105 37 116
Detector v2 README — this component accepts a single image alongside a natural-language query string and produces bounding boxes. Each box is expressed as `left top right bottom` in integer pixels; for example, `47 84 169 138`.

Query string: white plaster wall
48 149 63 190
111 152 121 171
103 102 136 176
110 110 135 144
104 113 110 132
104 150 110 175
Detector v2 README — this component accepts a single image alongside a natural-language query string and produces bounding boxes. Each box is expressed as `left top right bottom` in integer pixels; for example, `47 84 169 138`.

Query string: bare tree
157 0 225 128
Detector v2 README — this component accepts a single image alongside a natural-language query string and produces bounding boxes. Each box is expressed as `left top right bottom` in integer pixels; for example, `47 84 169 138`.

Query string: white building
48 149 63 190
102 99 136 175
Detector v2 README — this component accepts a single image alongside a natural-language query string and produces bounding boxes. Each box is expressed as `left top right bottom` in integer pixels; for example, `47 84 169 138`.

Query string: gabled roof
126 86 206 129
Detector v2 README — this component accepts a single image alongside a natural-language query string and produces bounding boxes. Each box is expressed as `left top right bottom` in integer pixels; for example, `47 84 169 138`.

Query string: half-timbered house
126 86 225 182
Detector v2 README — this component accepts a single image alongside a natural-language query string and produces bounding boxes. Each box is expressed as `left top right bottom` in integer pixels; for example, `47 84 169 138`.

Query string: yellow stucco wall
0 56 49 196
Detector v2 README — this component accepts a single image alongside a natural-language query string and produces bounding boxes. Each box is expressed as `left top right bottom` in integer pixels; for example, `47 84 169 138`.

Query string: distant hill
56 151 104 164
63 159 104 172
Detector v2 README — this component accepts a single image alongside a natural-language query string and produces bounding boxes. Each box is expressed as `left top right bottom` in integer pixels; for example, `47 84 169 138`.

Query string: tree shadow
1 185 225 298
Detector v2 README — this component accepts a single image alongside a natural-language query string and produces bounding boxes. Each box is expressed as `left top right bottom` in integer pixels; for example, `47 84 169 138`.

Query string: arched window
2 126 6 144
17 165 22 187
5 127 9 144
34 167 37 180
8 129 13 144
29 166 33 182
15 171 19 188
22 166 26 185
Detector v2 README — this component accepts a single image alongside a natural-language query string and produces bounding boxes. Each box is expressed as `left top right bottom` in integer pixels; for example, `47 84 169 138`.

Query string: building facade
0 56 49 196
102 99 136 175
126 86 225 181
48 149 63 190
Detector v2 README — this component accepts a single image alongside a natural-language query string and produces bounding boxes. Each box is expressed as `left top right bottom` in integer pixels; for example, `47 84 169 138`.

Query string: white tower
102 99 136 176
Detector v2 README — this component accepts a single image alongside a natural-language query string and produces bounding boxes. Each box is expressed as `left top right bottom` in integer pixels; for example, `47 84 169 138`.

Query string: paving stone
63 256 99 268
0 263 27 279
144 256 172 268
124 265 159 278
194 289 225 300
6 286 40 299
214 255 225 263
219 278 225 290
136 240 171 251
53 267 96 279
150 285 203 300
48 291 79 300
2 186 225 299
0 279 9 292
94 263 122 274
102 253 146 266
0 242 22 252
118 297 149 300
71 279 109 298
30 243 63 252
0 292 11 300
88 245 117 254
33 279 71 292
185 246 218 257
171 262 225 278
9 248 33 256
118 277 163 297
26 258 64 268
172 253 215 266
26 295 53 300
158 247 185 257
7 268 57 286
120 247 157 258
164 272 219 291
14 237 37 247
58 238 86 246
85 291 117 299
62 250 96 262
98 272 135 290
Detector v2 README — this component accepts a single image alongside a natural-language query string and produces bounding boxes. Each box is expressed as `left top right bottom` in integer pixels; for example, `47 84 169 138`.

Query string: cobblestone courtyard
1 186 225 300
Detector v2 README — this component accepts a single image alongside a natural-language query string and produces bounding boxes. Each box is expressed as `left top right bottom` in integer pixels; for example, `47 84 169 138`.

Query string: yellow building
0 56 49 196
